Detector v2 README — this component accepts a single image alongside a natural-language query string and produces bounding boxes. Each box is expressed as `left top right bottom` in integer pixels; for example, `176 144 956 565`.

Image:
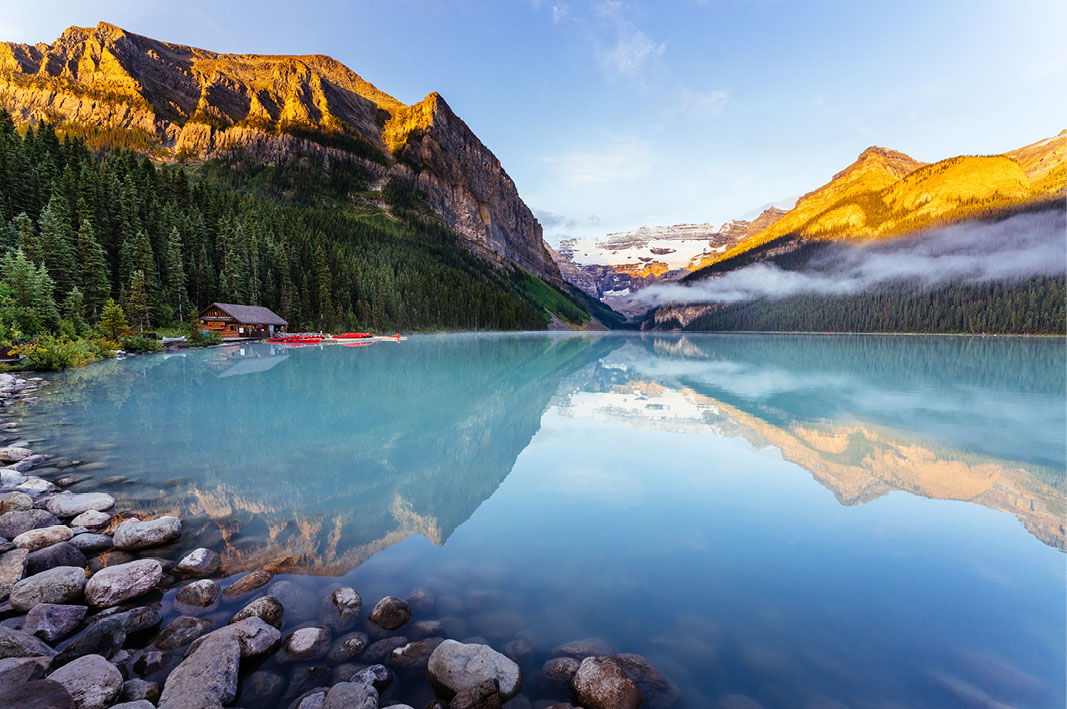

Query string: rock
111 606 161 634
50 618 126 669
411 619 445 640
0 492 32 514
0 470 28 487
119 677 161 703
609 653 679 708
46 654 123 709
43 492 114 519
0 547 28 601
281 626 330 661
0 447 32 463
368 595 412 630
552 637 611 659
320 586 361 631
502 639 533 665
84 559 161 607
0 678 76 708
113 517 181 550
132 650 169 676
326 630 368 663
68 533 113 554
186 616 280 658
173 548 219 577
388 636 445 671
361 635 409 663
284 665 331 703
70 510 110 530
290 688 328 709
22 603 87 643
450 679 502 709
15 478 55 494
570 656 642 709
9 566 85 611
25 541 86 575
322 681 378 709
12 525 73 552
0 656 46 689
175 579 220 607
237 670 284 703
230 594 284 628
111 702 155 709
0 625 57 658
541 657 580 686
350 663 394 693
222 569 272 597
153 615 213 651
0 509 60 541
406 587 434 613
158 636 240 707
427 639 522 700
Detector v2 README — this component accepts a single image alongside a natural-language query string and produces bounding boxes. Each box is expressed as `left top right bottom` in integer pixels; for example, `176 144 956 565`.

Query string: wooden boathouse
197 303 288 340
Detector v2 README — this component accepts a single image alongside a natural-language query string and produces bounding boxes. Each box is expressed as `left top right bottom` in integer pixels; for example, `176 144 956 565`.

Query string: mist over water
638 209 1067 306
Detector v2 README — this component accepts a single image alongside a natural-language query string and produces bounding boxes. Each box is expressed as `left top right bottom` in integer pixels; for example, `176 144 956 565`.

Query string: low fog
637 209 1067 306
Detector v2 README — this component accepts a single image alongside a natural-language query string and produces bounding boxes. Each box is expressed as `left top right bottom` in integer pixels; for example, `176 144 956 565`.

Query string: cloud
677 87 730 117
542 136 653 186
637 209 1067 306
597 26 666 77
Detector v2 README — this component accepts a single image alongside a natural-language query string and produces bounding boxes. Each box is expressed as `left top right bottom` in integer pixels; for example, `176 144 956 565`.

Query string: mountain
0 21 560 283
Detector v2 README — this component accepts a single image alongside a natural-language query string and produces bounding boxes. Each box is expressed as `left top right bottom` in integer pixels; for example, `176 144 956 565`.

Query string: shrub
13 336 103 371
120 335 164 354
187 325 223 347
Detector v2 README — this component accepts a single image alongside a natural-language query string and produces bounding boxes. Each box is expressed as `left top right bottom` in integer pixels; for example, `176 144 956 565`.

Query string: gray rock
609 653 679 708
320 586 362 632
411 619 445 640
70 510 110 530
551 637 611 659
0 491 32 514
427 640 522 700
113 517 181 550
158 636 240 707
0 655 46 690
541 657 580 687
154 615 213 651
0 470 28 486
368 595 411 630
322 681 378 709
12 524 72 552
186 616 281 658
450 679 502 709
69 533 113 554
570 656 642 709
119 677 161 703
350 663 394 693
84 559 161 608
281 626 330 661
50 617 126 669
173 548 219 576
237 670 284 703
0 678 76 708
290 688 328 709
132 649 170 676
25 541 86 575
405 587 434 613
111 606 161 634
0 546 28 601
0 446 32 463
284 666 332 703
0 627 52 662
46 653 123 709
43 492 115 519
361 635 409 663
230 594 284 628
503 639 533 665
388 636 445 671
21 603 87 643
111 702 156 709
175 579 220 607
9 565 85 611
0 509 60 539
14 478 55 494
221 569 271 597
326 631 368 663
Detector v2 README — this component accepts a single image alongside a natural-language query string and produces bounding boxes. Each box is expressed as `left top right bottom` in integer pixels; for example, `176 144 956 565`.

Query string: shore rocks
0 625 57 658
542 657 581 686
113 517 181 550
173 548 219 576
25 541 86 575
322 680 378 709
43 491 115 519
174 579 220 607
0 446 32 462
326 631 368 663
0 491 32 514
70 510 111 530
85 559 162 608
388 637 445 671
186 616 280 658
51 618 126 668
230 594 284 628
22 603 87 643
47 654 123 709
0 546 28 600
2 678 77 708
222 569 271 598
552 637 612 659
570 656 642 709
321 586 362 631
69 533 113 554
427 639 522 700
10 565 86 611
154 615 213 650
0 509 61 539
158 635 241 707
13 524 72 552
369 595 412 630
282 626 331 661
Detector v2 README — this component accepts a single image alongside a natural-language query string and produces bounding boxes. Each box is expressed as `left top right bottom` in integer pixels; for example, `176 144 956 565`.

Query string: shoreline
0 370 676 709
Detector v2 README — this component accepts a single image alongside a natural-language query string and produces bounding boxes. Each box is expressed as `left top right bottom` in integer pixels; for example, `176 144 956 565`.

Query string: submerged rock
222 569 272 597
320 586 362 631
609 653 680 708
368 595 412 630
427 639 522 700
541 657 580 687
175 579 220 607
326 631 368 663
46 654 123 709
552 637 612 660
153 615 214 651
281 626 331 661
361 635 409 663
230 594 284 628
84 559 162 608
350 663 394 693
9 565 86 611
388 636 445 671
322 680 378 709
113 517 181 550
173 548 219 577
570 656 642 709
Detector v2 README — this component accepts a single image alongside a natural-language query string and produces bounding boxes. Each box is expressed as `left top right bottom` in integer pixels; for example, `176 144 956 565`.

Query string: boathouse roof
201 303 288 326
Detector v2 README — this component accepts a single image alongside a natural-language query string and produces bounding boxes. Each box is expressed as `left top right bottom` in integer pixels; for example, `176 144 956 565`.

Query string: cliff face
0 22 561 283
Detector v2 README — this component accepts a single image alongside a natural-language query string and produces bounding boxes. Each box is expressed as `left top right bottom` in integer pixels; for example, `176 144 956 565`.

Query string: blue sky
2 0 1064 243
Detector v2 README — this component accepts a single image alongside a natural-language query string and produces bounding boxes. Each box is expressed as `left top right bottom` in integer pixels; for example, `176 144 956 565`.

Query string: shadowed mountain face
15 334 1064 581
0 22 561 281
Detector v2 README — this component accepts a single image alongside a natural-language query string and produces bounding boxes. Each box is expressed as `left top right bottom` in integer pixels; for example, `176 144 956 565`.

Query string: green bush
120 335 164 354
187 327 223 347
14 335 104 371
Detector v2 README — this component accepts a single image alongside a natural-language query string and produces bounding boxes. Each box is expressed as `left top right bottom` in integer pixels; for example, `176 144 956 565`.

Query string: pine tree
164 227 191 322
75 216 111 318
36 191 80 298
10 213 35 258
126 270 150 334
98 298 128 340
62 286 86 332
0 248 60 336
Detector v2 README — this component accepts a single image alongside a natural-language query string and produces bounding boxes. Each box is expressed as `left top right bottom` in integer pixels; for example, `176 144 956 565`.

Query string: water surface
17 333 1066 708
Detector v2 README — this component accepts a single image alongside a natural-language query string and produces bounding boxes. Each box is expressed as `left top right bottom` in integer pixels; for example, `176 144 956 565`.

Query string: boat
335 332 373 339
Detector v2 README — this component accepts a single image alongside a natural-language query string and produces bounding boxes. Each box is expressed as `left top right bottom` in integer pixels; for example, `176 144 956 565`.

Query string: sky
1 0 1064 244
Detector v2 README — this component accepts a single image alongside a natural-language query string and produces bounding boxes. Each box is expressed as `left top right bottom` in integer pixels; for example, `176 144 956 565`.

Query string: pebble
70 510 111 529
222 569 272 597
282 626 331 661
43 491 115 519
153 615 214 651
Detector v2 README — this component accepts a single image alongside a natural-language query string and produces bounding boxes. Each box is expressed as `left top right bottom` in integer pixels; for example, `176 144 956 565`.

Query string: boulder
326 630 368 663
322 681 378 709
186 616 280 658
43 492 115 519
230 594 284 628
69 533 113 555
320 586 362 631
119 677 161 703
0 656 46 689
552 637 612 659
173 548 219 576
153 615 213 651
368 595 412 630
46 654 123 709
450 679 502 709
12 525 72 552
222 569 272 597
281 626 331 661
350 663 394 693
388 636 445 671
15 478 55 494
0 509 61 540
0 470 28 487
361 635 409 663
70 510 110 530
570 656 642 709
158 635 241 707
0 546 28 600
0 491 32 514
0 625 57 659
290 688 328 709
0 446 32 462
25 541 86 575
84 559 161 607
21 603 87 643
111 702 156 709
49 618 125 669
427 639 522 700
9 565 86 611
541 657 580 687
113 517 181 550
609 653 679 708
175 579 220 607
0 679 76 708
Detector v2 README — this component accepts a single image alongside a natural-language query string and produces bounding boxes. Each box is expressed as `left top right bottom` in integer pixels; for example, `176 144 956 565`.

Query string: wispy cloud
677 87 730 117
542 136 653 186
596 25 667 77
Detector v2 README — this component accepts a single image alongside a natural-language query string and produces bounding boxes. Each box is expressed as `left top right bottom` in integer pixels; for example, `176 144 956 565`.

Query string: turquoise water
17 333 1066 707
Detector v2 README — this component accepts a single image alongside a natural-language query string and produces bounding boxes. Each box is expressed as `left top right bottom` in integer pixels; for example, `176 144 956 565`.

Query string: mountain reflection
22 334 1066 577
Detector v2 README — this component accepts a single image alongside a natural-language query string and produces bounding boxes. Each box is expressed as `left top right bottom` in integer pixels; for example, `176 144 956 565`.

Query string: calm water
15 333 1067 708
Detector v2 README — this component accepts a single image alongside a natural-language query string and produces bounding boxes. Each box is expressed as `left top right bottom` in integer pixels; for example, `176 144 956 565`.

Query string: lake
14 333 1066 708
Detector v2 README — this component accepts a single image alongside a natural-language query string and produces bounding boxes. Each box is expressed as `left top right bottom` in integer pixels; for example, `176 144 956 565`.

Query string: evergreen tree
164 227 191 322
98 298 128 340
36 191 80 298
10 213 35 257
126 270 151 334
75 216 111 319
0 248 60 336
62 286 86 332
